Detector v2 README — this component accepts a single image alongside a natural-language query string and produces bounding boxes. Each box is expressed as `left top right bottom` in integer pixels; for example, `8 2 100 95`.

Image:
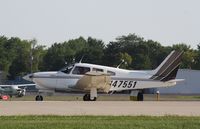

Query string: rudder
150 51 183 81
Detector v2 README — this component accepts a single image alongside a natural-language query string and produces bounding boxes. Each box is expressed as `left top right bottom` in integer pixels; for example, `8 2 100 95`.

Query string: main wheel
137 92 144 101
90 97 97 101
35 95 43 101
83 94 90 101
83 94 97 101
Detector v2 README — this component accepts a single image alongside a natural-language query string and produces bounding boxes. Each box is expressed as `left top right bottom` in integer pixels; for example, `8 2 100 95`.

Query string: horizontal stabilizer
167 79 185 83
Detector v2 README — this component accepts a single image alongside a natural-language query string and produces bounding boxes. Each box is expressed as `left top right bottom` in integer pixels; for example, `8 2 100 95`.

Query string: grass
0 116 200 129
176 95 200 100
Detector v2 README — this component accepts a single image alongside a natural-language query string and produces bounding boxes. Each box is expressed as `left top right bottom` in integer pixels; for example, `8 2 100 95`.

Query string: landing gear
83 94 90 101
83 88 97 101
83 94 97 101
130 90 144 101
35 95 43 101
137 92 144 101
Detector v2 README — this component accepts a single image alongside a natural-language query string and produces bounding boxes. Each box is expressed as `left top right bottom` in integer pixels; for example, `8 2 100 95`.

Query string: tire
83 94 90 101
91 97 97 101
35 95 43 101
137 92 144 101
83 94 97 101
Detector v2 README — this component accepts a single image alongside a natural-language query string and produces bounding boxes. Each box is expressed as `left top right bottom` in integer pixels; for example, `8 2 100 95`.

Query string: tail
150 50 183 82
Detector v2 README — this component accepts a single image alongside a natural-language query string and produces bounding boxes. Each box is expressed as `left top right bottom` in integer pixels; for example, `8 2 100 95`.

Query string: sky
0 0 200 48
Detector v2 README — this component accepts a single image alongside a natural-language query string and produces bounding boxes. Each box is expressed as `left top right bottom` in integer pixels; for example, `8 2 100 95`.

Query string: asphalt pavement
0 101 200 116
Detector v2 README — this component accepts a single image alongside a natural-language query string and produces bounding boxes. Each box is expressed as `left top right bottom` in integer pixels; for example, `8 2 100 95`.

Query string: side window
107 71 116 76
72 66 90 75
92 68 103 72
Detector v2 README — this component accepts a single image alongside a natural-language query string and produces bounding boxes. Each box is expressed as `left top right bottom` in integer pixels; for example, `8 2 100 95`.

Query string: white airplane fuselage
27 63 176 92
23 50 183 101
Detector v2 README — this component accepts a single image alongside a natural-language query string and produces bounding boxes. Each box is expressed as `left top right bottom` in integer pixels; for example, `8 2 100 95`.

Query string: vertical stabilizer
150 51 183 81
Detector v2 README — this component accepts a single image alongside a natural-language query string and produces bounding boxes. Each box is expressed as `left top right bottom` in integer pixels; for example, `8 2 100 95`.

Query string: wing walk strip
150 51 183 81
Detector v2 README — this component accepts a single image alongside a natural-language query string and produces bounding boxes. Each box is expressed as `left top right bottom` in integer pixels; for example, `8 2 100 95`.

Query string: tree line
0 34 200 80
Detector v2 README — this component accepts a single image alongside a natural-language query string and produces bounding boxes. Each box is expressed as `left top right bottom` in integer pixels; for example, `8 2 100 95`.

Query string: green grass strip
0 116 200 129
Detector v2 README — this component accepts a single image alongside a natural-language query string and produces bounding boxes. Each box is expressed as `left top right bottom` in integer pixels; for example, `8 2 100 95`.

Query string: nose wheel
83 94 96 101
35 95 43 101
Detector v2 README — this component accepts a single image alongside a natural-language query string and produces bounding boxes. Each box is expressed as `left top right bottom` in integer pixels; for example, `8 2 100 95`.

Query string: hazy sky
0 0 200 48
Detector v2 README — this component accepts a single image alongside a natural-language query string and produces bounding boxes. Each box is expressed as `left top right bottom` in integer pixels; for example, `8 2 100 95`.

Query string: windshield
60 64 74 74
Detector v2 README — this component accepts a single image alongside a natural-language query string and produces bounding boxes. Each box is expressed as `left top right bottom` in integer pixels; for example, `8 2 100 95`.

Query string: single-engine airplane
0 84 35 99
23 50 183 101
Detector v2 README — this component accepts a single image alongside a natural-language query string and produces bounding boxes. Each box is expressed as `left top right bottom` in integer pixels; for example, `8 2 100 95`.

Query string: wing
75 71 111 93
0 84 36 88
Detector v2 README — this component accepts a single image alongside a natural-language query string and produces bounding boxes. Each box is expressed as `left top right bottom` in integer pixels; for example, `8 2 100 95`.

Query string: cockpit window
107 71 116 76
61 65 74 74
92 68 103 72
72 66 90 75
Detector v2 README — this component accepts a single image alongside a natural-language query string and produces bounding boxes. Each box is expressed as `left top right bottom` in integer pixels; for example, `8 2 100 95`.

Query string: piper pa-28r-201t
23 50 184 101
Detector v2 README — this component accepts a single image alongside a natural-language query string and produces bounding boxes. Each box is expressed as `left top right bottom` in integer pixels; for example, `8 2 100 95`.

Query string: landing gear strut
83 94 97 101
130 90 144 101
83 88 97 101
35 95 43 101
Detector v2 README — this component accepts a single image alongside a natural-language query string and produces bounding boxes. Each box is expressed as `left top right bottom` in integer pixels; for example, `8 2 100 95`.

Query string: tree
78 37 105 65
43 43 74 71
118 52 132 69
43 37 105 70
172 43 196 69
104 34 153 69
193 44 200 70
0 36 17 72
30 39 46 72
0 37 46 79
103 41 122 67
42 37 87 70
145 40 166 69
8 39 31 79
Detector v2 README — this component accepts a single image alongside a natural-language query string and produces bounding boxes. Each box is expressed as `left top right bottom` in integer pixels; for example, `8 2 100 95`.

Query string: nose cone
23 74 33 82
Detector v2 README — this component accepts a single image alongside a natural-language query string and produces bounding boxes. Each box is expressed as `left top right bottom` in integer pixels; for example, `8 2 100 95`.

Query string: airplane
0 84 35 99
23 50 184 101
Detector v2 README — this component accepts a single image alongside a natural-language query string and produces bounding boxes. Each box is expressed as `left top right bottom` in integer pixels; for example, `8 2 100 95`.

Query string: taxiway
0 101 200 116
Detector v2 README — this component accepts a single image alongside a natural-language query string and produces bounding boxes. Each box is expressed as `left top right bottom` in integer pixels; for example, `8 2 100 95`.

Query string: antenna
79 55 85 63
117 59 125 68
72 58 75 63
